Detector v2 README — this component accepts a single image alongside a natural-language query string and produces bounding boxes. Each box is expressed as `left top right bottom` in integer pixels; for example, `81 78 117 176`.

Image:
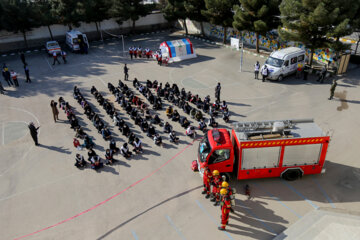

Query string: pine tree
184 0 207 36
202 0 237 44
163 0 189 35
112 0 155 33
279 0 340 66
1 0 40 48
35 0 59 40
50 0 84 30
83 0 112 40
233 0 280 53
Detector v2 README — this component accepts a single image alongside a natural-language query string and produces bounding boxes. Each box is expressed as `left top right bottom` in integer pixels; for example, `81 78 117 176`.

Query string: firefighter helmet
222 181 229 188
212 170 220 176
220 188 228 196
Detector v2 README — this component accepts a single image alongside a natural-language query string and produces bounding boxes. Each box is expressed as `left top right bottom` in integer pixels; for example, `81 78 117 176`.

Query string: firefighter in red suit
211 170 222 206
218 188 231 231
221 181 235 213
201 165 212 198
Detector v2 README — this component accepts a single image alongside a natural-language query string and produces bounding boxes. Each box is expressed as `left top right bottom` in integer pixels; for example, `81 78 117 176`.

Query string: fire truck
197 119 330 181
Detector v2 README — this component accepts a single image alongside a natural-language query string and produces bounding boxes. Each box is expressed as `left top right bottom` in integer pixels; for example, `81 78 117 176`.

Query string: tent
159 38 196 63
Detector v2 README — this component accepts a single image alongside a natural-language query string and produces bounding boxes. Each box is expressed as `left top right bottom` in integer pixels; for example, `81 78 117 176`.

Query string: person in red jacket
218 188 231 231
201 165 212 198
211 170 222 206
221 181 235 213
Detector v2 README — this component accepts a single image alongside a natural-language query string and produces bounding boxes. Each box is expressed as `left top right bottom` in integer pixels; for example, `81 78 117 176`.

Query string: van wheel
282 169 302 181
278 75 284 81
221 173 231 183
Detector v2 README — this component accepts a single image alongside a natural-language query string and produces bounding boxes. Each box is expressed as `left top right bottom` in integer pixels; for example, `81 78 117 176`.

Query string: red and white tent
159 38 197 63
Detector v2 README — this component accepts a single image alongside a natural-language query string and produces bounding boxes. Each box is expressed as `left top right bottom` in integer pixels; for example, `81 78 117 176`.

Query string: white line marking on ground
43 56 54 71
96 76 107 87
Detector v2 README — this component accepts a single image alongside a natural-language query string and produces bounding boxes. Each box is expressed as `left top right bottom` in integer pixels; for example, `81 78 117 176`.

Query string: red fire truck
197 119 330 181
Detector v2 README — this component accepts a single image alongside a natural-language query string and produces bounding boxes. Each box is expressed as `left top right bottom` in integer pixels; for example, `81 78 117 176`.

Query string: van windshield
198 136 211 163
265 57 284 68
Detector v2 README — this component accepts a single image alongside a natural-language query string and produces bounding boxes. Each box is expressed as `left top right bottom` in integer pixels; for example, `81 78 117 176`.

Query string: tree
112 0 155 33
279 0 340 66
233 0 281 53
35 0 59 40
164 0 188 35
184 0 207 36
1 0 39 48
202 0 237 44
50 0 84 30
83 0 112 40
327 1 360 57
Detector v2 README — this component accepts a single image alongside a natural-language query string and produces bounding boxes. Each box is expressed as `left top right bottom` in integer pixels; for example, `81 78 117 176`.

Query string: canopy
160 38 196 63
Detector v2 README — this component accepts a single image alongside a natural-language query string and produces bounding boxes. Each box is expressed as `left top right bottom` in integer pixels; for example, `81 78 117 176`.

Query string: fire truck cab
198 119 330 181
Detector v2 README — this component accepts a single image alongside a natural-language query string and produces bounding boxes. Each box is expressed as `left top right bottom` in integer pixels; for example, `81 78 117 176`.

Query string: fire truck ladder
233 118 314 137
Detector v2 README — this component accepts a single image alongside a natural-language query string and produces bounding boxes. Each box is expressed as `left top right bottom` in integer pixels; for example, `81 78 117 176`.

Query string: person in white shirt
186 126 196 138
10 70 19 87
133 137 143 153
52 52 61 65
261 65 269 82
121 143 132 158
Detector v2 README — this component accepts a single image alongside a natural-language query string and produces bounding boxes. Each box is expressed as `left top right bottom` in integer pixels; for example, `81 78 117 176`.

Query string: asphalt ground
1 30 360 240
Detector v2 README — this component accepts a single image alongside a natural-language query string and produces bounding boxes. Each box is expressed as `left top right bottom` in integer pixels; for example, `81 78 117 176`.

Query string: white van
65 30 89 52
262 47 306 81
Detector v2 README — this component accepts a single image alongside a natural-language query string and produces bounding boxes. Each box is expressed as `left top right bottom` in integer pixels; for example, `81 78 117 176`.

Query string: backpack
191 160 198 172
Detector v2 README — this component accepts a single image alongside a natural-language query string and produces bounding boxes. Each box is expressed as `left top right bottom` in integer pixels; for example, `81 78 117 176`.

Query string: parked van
262 47 306 81
65 30 89 53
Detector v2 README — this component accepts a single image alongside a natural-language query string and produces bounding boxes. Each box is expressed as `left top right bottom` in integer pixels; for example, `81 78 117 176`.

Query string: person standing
28 122 40 146
2 65 13 86
215 82 221 102
329 80 337 100
50 100 59 122
24 65 31 83
261 65 269 82
303 63 309 80
129 47 133 60
52 52 61 65
254 61 260 79
10 70 19 87
20 52 27 66
318 65 327 83
61 50 67 64
201 165 212 199
124 64 129 81
218 188 231 231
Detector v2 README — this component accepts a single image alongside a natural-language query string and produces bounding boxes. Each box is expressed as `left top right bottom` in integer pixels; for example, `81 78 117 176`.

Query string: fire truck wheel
282 169 302 181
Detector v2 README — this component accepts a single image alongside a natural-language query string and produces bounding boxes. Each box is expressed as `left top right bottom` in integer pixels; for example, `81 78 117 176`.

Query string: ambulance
262 47 306 81
65 30 89 52
197 119 330 181
45 40 61 56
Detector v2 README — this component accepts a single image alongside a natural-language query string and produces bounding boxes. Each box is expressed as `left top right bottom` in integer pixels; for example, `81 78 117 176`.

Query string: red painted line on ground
14 139 198 240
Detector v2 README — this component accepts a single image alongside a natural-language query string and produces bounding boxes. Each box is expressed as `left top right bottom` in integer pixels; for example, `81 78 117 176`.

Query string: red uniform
219 197 231 230
202 168 212 197
211 176 222 203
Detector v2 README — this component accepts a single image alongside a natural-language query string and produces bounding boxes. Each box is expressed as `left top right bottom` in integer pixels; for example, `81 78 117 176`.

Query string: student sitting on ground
75 127 86 140
152 80 158 89
90 155 103 170
133 78 139 88
151 114 161 125
190 108 197 119
166 106 173 118
223 109 230 123
146 79 152 88
180 116 190 129
208 116 218 128
105 149 114 165
122 124 130 137
135 114 142 126
73 138 82 150
153 133 163 146
141 120 149 132
183 103 191 115
118 119 125 131
199 119 208 133
83 136 94 149
113 114 120 127
186 126 196 138
75 154 86 168
144 109 152 120
172 110 180 122
195 110 203 121
87 148 97 162
128 132 136 145
101 127 112 140
221 100 228 112
169 131 179 143
109 139 119 154
147 124 156 137
163 122 173 133
121 143 132 158
133 137 143 153
91 86 97 95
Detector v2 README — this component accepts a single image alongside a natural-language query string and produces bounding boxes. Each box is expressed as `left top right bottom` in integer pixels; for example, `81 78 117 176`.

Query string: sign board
231 37 240 50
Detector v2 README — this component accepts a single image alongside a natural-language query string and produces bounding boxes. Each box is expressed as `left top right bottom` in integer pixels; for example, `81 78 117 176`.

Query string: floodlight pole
240 41 244 72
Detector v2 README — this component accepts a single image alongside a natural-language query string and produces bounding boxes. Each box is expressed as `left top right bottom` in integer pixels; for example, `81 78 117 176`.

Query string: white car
46 41 61 56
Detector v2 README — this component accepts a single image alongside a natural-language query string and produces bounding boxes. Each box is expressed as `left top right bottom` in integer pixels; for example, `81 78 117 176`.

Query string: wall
0 12 169 53
178 19 336 64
